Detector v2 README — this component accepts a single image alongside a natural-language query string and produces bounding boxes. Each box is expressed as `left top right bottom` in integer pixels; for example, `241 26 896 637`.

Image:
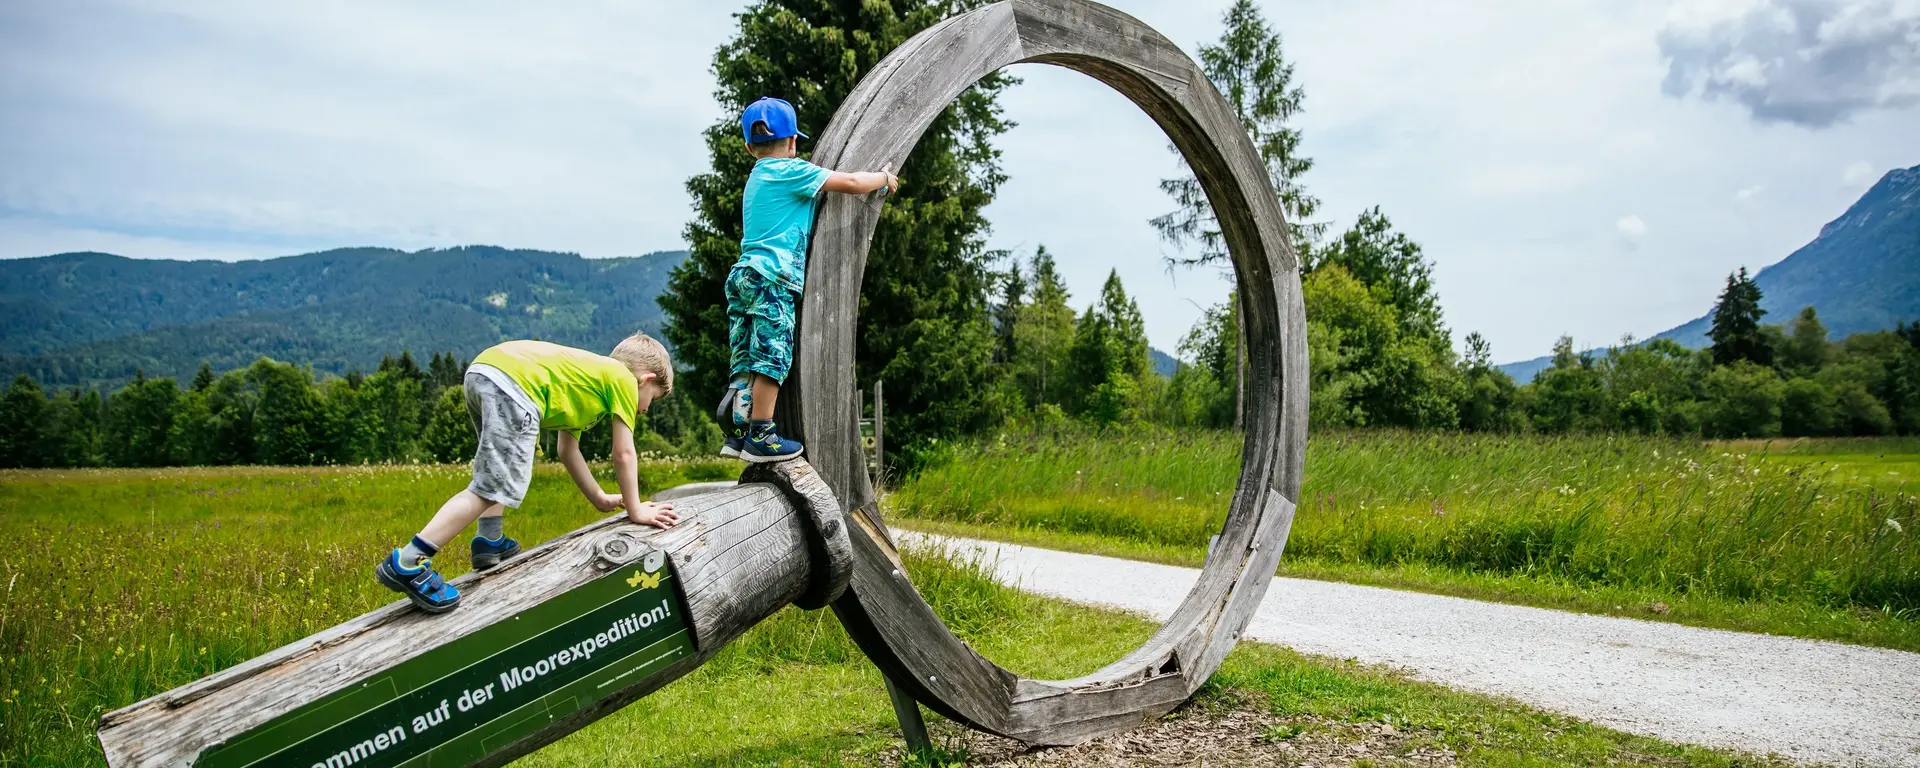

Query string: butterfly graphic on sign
626 569 662 590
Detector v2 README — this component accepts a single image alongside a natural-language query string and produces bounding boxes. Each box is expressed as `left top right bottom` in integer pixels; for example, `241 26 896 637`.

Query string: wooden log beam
96 462 850 768
790 0 1309 746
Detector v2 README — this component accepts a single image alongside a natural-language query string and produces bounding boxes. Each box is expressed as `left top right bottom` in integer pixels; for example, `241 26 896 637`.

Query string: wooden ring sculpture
790 0 1309 746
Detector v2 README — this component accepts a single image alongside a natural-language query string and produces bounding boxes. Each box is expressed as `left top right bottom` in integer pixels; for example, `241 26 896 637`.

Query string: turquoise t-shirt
739 157 834 292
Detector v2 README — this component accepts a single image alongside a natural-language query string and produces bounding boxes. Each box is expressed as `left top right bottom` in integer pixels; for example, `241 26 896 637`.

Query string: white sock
730 378 752 428
398 535 437 570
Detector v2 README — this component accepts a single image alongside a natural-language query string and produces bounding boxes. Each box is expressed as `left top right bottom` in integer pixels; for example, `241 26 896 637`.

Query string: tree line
1511 273 1920 438
0 352 722 470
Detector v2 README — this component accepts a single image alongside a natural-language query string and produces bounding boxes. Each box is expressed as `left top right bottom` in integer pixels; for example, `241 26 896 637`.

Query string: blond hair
746 122 793 159
610 332 674 397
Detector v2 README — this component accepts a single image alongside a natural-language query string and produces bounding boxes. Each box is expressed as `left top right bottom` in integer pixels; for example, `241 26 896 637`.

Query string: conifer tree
1067 270 1150 423
191 361 215 392
1011 247 1076 410
1155 0 1323 262
1708 268 1770 367
661 0 1012 459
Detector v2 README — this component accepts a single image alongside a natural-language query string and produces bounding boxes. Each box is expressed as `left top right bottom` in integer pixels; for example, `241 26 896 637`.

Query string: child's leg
750 373 779 420
420 491 495 547
738 276 801 461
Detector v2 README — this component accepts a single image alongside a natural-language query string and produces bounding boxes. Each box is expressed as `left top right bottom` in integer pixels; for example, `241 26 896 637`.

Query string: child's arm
557 431 623 512
820 168 899 196
612 418 678 529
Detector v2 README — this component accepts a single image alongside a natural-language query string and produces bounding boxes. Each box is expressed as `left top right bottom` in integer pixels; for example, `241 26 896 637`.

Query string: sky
2 0 1916 362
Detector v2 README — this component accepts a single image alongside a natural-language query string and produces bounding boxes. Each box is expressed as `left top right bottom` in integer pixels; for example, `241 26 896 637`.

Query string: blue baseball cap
741 96 808 143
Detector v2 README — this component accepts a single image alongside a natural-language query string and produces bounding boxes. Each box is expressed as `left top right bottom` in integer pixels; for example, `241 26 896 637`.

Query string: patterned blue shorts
727 265 797 383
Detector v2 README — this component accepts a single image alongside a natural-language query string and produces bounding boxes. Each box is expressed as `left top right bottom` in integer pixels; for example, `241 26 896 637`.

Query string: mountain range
0 246 686 389
1499 164 1920 382
0 245 1184 389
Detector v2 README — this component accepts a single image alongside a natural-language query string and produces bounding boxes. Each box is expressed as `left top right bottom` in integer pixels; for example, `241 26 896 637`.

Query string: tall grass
0 460 1149 765
892 427 1919 617
0 460 731 765
0 462 1796 767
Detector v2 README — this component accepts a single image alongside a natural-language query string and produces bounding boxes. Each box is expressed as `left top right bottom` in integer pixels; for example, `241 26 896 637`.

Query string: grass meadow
891 427 1920 650
0 460 1784 766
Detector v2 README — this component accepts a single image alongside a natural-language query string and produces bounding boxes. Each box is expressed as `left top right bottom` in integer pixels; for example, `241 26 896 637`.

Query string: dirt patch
891 695 1457 767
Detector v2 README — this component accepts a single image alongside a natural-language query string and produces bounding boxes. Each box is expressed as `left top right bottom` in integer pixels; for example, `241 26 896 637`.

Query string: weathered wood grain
794 0 1309 746
96 477 835 767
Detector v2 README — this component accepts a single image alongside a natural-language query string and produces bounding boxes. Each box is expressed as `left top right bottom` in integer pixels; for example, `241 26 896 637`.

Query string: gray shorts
464 372 540 508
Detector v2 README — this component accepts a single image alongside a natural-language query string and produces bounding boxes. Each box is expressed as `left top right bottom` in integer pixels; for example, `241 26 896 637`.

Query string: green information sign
198 556 694 768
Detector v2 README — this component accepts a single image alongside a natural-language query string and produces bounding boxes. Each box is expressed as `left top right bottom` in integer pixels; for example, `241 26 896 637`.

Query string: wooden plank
798 0 1309 747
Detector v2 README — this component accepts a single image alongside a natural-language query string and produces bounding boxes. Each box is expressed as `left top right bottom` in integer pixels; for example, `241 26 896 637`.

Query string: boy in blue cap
717 96 898 462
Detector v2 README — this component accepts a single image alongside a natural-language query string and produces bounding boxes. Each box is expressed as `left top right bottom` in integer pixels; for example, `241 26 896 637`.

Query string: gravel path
900 532 1920 767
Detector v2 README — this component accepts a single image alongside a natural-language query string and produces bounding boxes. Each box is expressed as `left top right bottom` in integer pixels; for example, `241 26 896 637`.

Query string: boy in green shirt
717 96 897 462
376 333 679 613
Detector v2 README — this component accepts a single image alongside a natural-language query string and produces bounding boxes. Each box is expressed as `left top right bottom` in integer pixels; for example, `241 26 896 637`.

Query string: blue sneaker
742 421 803 463
721 434 745 459
375 550 461 613
470 535 522 572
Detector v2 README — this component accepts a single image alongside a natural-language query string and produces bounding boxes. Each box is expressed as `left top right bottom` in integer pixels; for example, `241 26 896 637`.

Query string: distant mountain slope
1149 346 1178 377
1499 164 1920 382
0 246 688 388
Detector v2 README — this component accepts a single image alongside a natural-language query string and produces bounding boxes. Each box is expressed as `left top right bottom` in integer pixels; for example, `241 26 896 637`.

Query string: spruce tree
191 362 215 392
1011 247 1076 410
1155 0 1323 262
1067 270 1150 423
993 258 1026 365
661 0 1012 459
1708 268 1770 367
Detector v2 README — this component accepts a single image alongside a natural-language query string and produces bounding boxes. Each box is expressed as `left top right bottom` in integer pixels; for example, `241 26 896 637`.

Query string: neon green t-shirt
471 340 639 433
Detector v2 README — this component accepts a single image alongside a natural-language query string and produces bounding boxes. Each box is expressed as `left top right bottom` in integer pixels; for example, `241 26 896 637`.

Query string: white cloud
1843 160 1881 185
1617 214 1651 241
1735 184 1767 200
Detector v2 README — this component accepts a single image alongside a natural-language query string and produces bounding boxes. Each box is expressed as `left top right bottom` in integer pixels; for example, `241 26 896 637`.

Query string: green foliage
0 375 56 468
661 0 1012 469
1785 306 1833 373
1781 378 1841 437
422 386 479 464
1701 361 1786 438
1505 286 1920 437
1529 338 1609 434
1066 271 1151 424
0 351 699 469
1008 248 1077 411
1307 207 1444 340
1300 264 1460 429
104 372 179 468
1457 333 1524 433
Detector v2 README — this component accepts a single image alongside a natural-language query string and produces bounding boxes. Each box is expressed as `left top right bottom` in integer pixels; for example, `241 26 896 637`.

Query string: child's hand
590 491 624 513
883 170 900 195
627 501 679 529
